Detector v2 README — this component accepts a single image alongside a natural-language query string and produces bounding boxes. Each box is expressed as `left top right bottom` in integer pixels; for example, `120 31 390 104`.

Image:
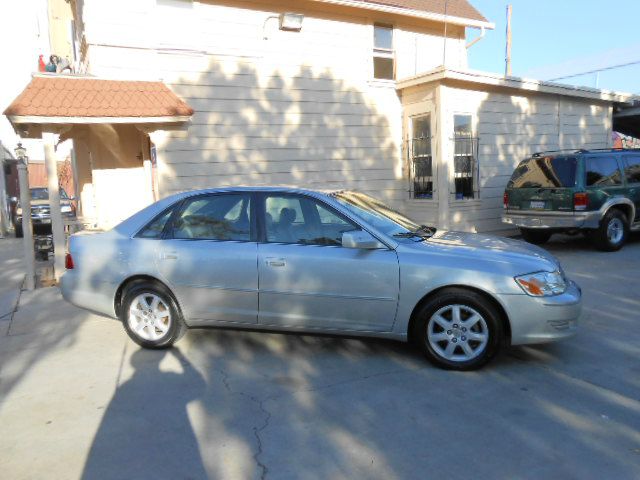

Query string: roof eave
397 67 639 104
6 115 192 126
310 0 494 29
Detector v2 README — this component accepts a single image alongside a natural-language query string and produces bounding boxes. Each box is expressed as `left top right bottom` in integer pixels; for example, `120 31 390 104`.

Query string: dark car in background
503 149 640 251
13 187 76 237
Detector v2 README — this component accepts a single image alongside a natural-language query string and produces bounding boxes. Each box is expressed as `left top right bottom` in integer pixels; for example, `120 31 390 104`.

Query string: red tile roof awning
3 75 193 123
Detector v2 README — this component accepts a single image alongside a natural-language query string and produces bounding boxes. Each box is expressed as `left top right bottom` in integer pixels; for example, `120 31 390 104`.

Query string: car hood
399 230 561 273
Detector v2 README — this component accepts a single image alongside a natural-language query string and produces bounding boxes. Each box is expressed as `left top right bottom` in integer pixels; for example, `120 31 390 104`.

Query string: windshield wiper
393 225 437 241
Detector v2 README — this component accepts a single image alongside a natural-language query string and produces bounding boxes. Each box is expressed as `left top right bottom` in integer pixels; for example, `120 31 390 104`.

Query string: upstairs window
453 114 478 200
373 24 394 80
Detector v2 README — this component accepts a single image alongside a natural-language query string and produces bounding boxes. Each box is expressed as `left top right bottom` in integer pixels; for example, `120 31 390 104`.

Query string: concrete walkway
0 234 639 479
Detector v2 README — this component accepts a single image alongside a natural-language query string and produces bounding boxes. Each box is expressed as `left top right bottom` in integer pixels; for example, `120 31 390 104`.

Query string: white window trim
408 112 436 201
372 23 395 81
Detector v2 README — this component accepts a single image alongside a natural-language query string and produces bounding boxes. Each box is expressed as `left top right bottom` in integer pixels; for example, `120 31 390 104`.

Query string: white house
5 0 637 233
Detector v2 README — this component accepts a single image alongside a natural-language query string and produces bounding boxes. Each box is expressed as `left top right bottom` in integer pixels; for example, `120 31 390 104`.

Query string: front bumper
498 280 582 345
16 213 76 226
502 210 600 229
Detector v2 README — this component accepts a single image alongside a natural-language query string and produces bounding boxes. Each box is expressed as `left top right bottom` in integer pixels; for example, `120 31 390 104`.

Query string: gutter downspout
466 26 485 49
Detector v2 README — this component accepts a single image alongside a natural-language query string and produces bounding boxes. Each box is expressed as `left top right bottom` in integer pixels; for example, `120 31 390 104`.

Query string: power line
547 59 640 81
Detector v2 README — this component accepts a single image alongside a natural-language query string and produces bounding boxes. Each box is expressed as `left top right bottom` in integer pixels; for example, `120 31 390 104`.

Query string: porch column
436 84 451 230
44 132 66 281
17 161 35 290
0 149 8 237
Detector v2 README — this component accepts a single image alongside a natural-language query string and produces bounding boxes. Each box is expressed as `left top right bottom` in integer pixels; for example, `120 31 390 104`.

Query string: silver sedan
61 187 581 370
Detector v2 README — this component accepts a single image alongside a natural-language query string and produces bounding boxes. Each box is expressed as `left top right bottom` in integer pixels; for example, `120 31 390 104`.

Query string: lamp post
15 143 35 290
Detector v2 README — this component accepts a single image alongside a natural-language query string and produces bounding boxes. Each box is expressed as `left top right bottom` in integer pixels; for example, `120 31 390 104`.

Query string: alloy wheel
127 293 172 341
427 304 489 362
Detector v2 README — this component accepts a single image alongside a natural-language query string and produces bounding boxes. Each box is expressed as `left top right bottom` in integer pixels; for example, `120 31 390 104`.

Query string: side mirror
342 230 385 250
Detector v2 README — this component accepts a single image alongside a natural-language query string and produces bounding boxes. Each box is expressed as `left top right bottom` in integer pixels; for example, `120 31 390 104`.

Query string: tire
120 281 188 349
14 223 23 238
590 209 628 252
520 228 551 245
412 288 503 371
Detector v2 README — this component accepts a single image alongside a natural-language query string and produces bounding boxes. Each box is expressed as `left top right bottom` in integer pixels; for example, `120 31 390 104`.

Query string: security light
279 13 304 32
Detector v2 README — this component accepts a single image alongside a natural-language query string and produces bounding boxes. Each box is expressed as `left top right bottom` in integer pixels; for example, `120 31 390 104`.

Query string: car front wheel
120 282 187 349
413 288 503 370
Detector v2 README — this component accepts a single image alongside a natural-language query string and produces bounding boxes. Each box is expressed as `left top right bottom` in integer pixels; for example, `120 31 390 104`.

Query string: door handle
162 252 178 260
265 257 285 267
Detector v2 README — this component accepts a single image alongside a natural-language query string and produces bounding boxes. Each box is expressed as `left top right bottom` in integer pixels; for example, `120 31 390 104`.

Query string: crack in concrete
214 365 272 479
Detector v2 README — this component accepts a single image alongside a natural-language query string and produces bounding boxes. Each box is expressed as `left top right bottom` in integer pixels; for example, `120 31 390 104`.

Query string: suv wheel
591 209 628 252
520 228 551 245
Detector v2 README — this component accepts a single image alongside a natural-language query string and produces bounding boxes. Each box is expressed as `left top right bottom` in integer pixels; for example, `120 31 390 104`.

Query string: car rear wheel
413 288 503 370
520 228 551 245
591 209 628 252
120 282 187 349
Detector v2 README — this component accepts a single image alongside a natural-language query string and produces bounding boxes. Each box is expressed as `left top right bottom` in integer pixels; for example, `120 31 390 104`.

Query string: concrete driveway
0 234 639 479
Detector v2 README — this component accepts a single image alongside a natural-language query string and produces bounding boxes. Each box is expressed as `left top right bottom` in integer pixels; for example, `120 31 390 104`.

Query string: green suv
503 149 640 251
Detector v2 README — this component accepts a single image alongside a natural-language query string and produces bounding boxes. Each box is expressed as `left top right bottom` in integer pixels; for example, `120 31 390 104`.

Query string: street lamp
15 142 35 290
14 143 28 164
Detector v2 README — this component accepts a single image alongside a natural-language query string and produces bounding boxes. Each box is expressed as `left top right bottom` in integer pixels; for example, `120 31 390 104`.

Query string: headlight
61 205 72 213
515 271 567 296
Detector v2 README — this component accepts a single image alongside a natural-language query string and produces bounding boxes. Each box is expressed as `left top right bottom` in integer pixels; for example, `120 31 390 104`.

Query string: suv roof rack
531 147 633 157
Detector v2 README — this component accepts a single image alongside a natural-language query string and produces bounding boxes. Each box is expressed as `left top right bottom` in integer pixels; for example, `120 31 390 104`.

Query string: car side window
623 155 640 184
265 195 358 246
585 157 622 187
137 208 174 239
172 194 251 241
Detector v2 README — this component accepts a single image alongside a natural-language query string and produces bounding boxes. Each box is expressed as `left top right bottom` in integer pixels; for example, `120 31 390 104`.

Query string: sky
466 0 640 94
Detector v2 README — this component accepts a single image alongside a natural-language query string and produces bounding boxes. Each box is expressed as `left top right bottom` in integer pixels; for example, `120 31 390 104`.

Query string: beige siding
401 83 612 233
78 0 467 208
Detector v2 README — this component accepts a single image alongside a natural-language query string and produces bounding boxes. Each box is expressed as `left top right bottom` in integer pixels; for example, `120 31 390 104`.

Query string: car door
623 153 640 222
257 193 399 332
156 192 258 325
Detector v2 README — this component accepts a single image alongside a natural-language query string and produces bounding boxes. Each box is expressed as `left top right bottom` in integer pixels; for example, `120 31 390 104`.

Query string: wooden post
505 5 512 76
0 148 8 237
44 132 66 281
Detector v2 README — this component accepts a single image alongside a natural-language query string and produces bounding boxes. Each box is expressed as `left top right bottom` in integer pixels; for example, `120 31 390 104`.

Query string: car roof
171 186 343 198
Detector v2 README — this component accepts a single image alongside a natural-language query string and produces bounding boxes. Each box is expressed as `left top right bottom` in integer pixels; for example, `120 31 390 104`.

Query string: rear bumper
60 270 118 319
502 210 600 229
498 280 582 345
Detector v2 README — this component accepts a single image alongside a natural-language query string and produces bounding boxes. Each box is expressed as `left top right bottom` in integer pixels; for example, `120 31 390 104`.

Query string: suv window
172 194 251 241
265 195 357 246
585 157 622 187
623 155 640 184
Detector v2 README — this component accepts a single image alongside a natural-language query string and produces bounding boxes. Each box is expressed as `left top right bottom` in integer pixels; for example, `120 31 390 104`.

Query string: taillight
503 191 509 209
574 192 588 211
65 253 74 269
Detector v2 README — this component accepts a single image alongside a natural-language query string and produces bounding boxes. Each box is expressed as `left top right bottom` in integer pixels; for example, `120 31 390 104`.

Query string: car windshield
507 156 577 188
30 187 69 200
330 191 433 239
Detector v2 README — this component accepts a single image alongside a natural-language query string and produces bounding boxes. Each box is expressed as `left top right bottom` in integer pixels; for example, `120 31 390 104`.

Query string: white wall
0 0 50 161
77 0 468 208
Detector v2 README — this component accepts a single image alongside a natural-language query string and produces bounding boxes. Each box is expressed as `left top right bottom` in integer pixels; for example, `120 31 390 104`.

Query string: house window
373 24 394 80
409 115 433 199
453 114 478 200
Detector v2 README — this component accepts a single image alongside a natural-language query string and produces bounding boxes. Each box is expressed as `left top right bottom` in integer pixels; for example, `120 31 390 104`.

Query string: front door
157 192 258 325
257 193 399 332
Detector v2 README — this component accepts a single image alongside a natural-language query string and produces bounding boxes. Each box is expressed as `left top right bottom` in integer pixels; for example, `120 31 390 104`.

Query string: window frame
256 192 360 247
451 112 479 201
372 23 395 81
162 192 257 243
408 113 435 200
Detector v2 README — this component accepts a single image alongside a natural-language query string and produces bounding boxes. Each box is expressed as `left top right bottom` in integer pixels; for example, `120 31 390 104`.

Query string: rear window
507 156 577 189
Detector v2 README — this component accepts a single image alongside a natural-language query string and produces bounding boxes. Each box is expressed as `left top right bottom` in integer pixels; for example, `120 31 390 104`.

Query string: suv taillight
65 253 74 270
574 192 588 211
503 191 509 209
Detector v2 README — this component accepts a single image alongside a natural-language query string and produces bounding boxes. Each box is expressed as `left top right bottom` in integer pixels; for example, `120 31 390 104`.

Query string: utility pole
505 4 512 76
